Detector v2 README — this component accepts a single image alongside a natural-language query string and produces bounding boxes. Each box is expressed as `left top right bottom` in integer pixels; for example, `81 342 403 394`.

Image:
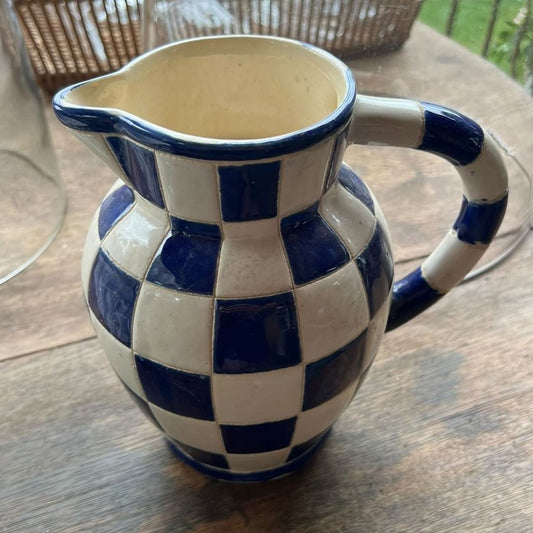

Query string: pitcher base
166 429 331 482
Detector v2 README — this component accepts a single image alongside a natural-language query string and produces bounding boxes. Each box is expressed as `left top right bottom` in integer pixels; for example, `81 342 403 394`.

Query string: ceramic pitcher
54 36 508 481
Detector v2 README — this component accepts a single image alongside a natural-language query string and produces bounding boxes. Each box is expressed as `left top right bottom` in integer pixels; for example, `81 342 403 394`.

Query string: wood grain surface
1 244 531 532
0 112 117 360
1 23 532 532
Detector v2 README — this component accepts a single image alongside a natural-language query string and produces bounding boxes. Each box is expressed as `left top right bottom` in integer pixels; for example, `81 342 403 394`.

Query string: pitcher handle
348 95 509 331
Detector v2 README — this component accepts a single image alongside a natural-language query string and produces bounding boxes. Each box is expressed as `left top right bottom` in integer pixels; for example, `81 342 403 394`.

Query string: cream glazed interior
63 36 349 140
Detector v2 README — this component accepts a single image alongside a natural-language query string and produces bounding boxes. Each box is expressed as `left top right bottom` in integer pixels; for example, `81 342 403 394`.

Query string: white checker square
279 138 334 216
216 219 292 298
295 262 370 363
102 196 169 279
319 182 376 257
149 403 225 454
212 366 303 424
349 97 423 148
422 229 486 293
89 311 144 398
107 178 130 195
460 134 508 203
292 380 357 445
81 210 101 296
132 282 214 374
227 449 290 473
156 152 220 222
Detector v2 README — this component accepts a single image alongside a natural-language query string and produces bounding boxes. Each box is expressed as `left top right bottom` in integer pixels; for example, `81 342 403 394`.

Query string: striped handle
349 95 509 331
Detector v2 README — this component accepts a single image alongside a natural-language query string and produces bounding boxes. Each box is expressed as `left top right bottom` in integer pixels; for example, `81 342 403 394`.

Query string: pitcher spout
54 35 354 159
53 71 127 133
53 36 356 217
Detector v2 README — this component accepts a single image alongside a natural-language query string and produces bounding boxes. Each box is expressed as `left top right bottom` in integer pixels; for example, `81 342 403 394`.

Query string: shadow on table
135 427 405 532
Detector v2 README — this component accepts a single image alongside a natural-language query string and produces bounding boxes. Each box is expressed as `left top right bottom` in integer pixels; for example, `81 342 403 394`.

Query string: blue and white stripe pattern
350 95 508 330
78 120 393 481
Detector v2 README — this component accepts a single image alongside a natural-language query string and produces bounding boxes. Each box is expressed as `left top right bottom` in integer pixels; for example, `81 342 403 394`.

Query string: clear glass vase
0 0 66 284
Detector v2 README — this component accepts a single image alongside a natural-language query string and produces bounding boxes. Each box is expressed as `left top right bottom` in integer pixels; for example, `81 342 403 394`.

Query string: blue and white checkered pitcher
54 36 508 481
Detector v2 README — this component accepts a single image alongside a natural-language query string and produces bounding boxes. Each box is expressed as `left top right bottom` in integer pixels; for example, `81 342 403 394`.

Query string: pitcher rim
53 35 356 162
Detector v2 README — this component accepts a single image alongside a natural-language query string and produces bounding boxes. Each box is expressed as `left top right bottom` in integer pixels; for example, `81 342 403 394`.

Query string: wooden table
1 24 532 532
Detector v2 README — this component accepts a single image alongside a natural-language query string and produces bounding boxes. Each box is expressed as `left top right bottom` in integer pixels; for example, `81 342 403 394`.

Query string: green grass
418 0 525 77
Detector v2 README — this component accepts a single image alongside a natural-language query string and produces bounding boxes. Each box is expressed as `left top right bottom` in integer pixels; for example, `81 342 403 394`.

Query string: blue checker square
218 161 280 221
107 136 165 208
98 184 134 239
387 267 442 331
356 224 394 317
419 103 484 166
147 218 221 295
214 292 301 374
286 429 330 462
303 330 368 411
281 203 349 286
88 250 140 347
453 194 508 245
169 439 229 469
220 417 297 454
135 355 215 420
117 377 163 431
338 165 375 214
170 216 221 239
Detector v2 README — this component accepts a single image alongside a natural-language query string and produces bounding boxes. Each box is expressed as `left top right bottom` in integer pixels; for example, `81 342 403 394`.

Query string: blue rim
52 38 356 162
166 429 331 482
